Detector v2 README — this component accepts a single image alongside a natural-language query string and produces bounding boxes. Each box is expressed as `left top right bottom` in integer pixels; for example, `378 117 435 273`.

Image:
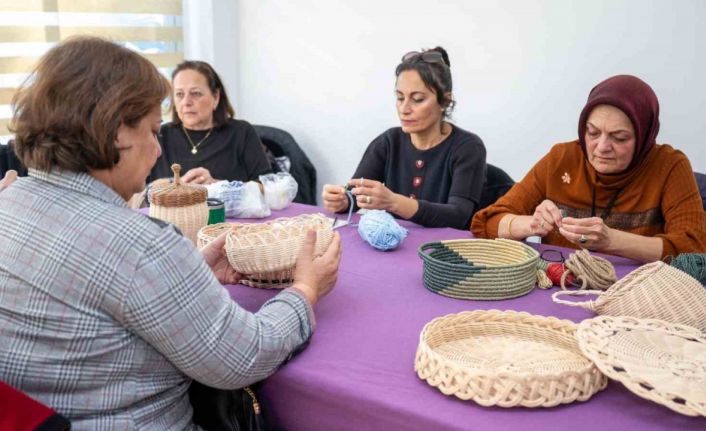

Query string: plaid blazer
0 169 314 430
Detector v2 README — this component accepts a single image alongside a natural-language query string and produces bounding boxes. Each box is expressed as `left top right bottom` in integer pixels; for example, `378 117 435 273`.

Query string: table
225 203 705 431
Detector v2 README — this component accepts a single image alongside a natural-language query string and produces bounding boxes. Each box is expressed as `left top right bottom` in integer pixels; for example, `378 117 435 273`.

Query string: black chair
253 125 317 205
695 172 706 211
478 163 514 212
0 140 27 179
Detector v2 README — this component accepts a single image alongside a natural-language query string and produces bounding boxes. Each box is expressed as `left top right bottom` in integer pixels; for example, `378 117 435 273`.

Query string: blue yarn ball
358 210 408 251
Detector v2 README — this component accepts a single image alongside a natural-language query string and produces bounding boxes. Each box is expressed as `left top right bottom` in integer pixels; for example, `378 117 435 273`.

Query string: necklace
591 186 623 220
182 125 213 154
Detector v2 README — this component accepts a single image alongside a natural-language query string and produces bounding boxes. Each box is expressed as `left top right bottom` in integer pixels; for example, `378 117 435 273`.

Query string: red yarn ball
546 262 575 286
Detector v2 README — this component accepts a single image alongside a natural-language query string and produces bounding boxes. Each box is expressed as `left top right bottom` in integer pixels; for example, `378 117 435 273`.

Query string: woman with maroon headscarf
471 75 706 262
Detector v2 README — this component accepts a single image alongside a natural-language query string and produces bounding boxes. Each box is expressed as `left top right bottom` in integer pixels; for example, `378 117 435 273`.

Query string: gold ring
540 220 545 229
579 234 588 244
366 196 372 204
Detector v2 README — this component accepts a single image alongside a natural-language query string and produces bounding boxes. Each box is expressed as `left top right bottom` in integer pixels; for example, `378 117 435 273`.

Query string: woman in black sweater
322 47 486 229
149 60 271 184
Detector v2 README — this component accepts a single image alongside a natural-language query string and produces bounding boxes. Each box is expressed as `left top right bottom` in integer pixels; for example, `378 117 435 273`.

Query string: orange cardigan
471 141 706 259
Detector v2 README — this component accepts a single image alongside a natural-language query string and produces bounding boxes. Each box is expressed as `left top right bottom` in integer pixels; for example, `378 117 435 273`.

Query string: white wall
207 0 706 203
184 0 239 106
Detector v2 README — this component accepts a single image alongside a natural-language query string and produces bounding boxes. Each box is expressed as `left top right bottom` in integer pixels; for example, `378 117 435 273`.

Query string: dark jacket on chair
253 125 317 205
478 163 514 212
0 140 27 178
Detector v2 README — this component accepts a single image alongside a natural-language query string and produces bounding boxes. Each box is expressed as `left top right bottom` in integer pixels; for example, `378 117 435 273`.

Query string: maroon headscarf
578 75 660 173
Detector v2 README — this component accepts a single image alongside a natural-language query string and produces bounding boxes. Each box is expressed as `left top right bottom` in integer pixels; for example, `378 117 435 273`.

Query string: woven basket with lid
149 164 208 244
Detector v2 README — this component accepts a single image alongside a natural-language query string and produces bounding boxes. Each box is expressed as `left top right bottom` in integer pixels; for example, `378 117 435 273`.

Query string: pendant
191 148 197 154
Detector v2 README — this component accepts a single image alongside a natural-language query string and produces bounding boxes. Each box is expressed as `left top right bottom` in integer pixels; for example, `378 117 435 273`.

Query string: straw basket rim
418 238 540 270
415 309 607 408
197 222 234 249
225 213 333 276
578 315 706 417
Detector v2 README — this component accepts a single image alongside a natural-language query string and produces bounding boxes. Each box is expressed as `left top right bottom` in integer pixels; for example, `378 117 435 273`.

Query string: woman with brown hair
0 37 341 429
149 60 272 185
322 47 486 230
471 75 706 261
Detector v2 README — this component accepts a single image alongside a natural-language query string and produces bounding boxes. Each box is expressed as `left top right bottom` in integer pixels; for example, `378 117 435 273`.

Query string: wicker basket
148 164 208 244
415 310 607 408
578 315 706 417
552 261 706 331
225 213 333 288
197 223 234 250
418 239 540 300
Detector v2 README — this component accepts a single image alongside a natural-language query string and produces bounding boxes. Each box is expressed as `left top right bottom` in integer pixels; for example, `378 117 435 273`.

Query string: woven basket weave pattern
553 261 706 331
225 213 333 288
578 316 706 417
150 183 207 207
415 310 607 408
148 164 208 208
418 239 540 300
150 202 208 244
197 223 233 249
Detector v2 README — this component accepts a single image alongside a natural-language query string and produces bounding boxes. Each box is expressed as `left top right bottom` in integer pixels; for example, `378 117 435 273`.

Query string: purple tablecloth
225 203 705 430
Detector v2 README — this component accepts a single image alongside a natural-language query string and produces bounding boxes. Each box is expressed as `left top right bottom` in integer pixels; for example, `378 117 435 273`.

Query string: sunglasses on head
401 51 445 65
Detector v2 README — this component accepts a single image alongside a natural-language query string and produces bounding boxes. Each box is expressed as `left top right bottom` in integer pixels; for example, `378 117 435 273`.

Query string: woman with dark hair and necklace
149 60 272 184
472 75 706 262
322 46 486 230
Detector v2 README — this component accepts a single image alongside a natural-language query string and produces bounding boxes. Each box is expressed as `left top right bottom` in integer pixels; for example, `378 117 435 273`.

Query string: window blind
0 0 183 140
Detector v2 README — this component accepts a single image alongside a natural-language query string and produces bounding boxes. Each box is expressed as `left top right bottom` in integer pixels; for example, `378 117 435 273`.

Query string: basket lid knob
148 163 208 207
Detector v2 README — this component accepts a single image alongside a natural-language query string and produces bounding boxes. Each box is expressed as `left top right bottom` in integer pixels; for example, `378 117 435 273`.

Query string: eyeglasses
401 51 445 65
540 249 565 263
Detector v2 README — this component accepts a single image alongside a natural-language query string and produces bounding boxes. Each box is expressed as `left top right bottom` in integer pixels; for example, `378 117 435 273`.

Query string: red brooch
409 193 417 200
412 176 423 188
415 160 424 169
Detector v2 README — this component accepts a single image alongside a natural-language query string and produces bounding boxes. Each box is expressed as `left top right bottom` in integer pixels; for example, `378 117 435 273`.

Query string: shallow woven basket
418 239 540 300
415 310 607 408
552 261 706 332
578 315 706 417
225 213 333 288
197 223 234 250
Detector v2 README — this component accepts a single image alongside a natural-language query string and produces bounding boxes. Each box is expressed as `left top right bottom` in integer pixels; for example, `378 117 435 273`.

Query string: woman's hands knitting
350 178 396 211
560 216 615 250
531 199 564 236
322 184 350 213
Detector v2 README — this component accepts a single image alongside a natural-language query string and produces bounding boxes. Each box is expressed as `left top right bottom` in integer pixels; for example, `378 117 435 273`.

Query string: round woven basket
418 239 540 300
148 164 208 244
225 213 333 288
415 310 607 408
578 315 706 417
197 223 233 250
553 261 706 332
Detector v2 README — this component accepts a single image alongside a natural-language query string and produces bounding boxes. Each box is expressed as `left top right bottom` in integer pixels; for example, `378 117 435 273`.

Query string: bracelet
507 215 518 239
